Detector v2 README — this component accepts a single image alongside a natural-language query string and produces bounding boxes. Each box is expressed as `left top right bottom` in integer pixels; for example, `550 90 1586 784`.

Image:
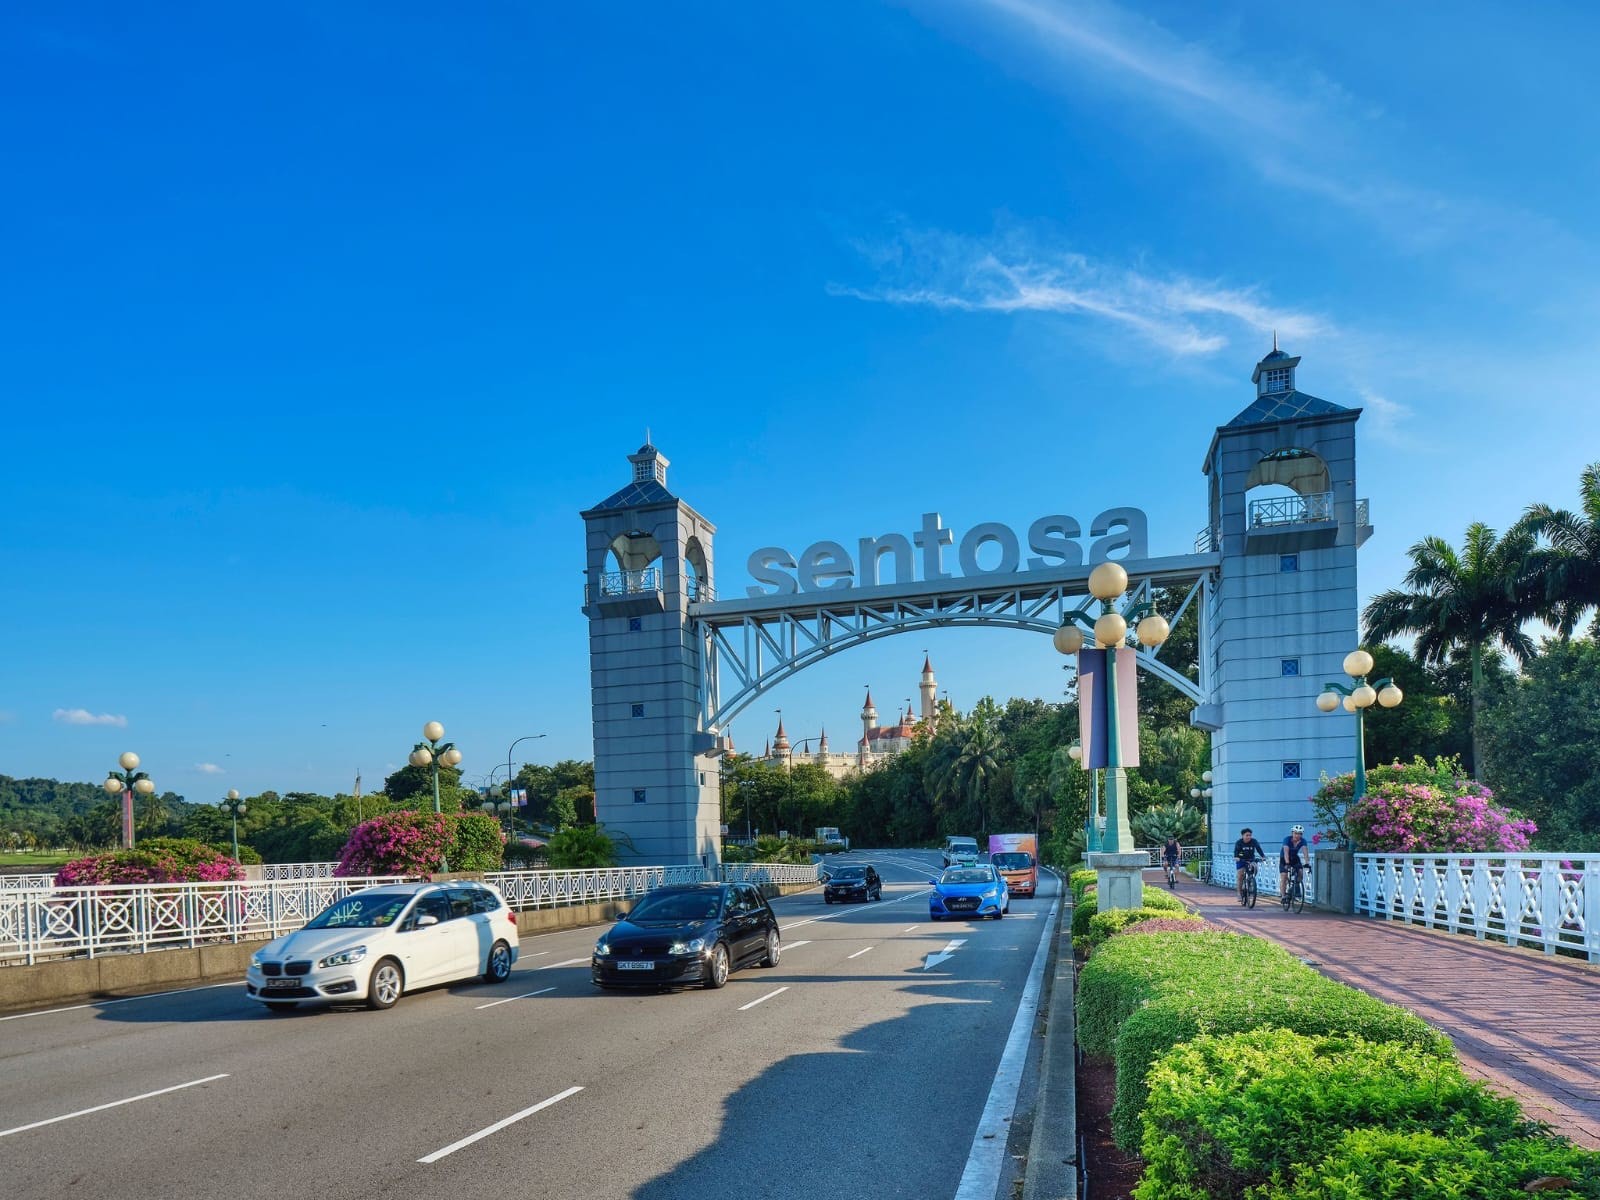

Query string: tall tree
1522 461 1600 637
950 718 1005 836
1363 522 1539 773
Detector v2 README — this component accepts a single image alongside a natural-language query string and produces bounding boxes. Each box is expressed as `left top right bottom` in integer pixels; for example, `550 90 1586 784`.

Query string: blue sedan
928 865 1009 921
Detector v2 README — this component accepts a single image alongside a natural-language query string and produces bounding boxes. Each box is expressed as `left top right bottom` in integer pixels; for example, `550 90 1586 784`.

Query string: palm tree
1363 522 1538 774
1522 461 1600 637
950 720 1005 836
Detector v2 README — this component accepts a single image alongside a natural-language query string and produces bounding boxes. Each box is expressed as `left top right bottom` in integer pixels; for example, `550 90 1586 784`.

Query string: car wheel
264 1001 297 1013
366 957 404 1010
703 942 731 989
824 895 833 905
993 909 1004 920
929 913 942 922
871 887 881 901
760 930 781 968
483 940 513 984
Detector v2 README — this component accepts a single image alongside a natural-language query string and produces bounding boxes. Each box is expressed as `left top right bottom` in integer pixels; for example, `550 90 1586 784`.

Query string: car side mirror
928 878 938 885
617 910 630 920
415 914 439 928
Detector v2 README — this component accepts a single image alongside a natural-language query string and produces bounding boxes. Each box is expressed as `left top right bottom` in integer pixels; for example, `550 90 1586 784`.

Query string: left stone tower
581 441 722 865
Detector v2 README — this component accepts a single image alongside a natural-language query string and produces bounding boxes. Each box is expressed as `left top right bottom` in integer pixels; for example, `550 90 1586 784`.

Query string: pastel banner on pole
1077 648 1140 769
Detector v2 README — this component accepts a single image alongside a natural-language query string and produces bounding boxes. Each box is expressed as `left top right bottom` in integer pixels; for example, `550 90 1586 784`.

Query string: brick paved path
1159 871 1600 1148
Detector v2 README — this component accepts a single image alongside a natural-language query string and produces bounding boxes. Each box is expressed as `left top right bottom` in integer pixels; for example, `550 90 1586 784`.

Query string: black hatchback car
591 883 781 990
823 864 883 904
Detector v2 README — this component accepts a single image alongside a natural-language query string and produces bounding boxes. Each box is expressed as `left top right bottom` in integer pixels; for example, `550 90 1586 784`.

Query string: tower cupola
1251 334 1300 397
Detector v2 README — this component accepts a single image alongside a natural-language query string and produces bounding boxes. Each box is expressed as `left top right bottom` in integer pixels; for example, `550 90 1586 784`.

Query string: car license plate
263 978 299 990
617 960 654 971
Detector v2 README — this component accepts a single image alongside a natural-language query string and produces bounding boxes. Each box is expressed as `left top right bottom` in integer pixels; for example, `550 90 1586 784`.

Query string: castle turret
861 687 878 744
773 717 792 766
920 655 937 724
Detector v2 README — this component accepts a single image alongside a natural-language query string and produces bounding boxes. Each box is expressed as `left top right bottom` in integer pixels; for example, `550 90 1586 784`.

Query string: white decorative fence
0 862 822 967
0 873 59 892
1208 844 1316 897
1354 853 1599 963
259 862 341 881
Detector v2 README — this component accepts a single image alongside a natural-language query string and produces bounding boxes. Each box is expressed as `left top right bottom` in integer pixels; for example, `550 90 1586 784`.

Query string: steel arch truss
695 571 1207 731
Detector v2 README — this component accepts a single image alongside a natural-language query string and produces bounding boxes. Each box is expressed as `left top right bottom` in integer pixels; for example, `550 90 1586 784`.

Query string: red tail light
507 909 518 925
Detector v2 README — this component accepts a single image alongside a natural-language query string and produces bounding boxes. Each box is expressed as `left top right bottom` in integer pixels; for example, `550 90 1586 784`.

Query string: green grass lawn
0 851 69 869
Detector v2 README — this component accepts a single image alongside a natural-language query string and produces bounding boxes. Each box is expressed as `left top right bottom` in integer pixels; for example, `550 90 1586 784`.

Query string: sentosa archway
580 347 1368 864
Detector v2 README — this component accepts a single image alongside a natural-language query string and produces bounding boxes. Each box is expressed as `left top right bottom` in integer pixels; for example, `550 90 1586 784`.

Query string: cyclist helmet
1291 824 1305 833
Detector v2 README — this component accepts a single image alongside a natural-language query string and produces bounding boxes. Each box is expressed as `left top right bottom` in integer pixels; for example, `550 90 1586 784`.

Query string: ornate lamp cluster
219 789 248 861
103 752 155 850
1316 649 1404 802
410 720 463 873
1052 562 1171 853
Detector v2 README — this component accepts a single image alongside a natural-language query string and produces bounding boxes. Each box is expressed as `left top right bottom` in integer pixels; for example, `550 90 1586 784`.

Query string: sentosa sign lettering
746 508 1148 597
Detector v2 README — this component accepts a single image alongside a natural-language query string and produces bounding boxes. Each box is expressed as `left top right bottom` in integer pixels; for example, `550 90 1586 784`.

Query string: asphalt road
0 851 1061 1200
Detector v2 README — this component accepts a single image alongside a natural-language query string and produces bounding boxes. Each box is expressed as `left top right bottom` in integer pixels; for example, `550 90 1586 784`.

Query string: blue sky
4 1 1598 799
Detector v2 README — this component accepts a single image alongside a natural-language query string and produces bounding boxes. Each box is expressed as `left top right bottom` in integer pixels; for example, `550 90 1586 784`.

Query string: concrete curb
1024 870 1078 1199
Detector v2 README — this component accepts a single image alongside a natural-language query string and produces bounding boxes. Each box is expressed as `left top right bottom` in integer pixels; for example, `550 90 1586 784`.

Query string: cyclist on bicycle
1162 836 1182 886
1233 828 1265 901
1280 824 1310 896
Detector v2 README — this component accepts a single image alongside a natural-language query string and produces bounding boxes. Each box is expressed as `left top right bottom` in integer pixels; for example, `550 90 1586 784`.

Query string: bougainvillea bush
336 811 454 876
1311 757 1536 853
55 837 246 885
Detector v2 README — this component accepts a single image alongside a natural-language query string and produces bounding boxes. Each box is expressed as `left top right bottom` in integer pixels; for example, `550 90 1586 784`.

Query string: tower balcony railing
687 577 714 603
1194 526 1221 553
1249 491 1333 528
588 567 663 605
1356 498 1370 527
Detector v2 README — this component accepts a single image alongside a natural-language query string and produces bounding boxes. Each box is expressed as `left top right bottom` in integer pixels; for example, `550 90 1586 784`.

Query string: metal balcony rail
602 567 662 595
1 862 823 966
1354 852 1598 963
1356 497 1370 527
686 577 714 603
1194 526 1220 553
1249 491 1333 527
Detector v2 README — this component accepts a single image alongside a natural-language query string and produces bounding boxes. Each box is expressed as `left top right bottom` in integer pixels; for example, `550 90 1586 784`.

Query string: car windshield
305 892 413 929
949 840 977 851
628 891 723 921
942 869 993 885
991 852 1033 869
831 868 865 880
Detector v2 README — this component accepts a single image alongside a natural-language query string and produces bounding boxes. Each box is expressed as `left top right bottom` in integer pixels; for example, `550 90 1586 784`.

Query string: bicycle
1281 863 1306 914
1238 863 1258 908
1163 860 1180 889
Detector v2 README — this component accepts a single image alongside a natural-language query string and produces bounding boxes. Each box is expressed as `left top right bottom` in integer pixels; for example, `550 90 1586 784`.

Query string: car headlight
250 949 266 967
318 946 367 968
594 940 611 957
982 887 998 898
669 938 706 956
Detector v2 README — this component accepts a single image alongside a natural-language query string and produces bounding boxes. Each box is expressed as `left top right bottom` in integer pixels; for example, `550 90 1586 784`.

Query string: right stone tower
1194 344 1370 856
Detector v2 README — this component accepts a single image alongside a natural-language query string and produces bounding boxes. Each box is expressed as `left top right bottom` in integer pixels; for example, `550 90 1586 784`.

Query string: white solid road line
522 950 549 957
475 986 557 1010
0 1074 230 1139
903 926 919 933
953 891 1061 1200
737 987 789 1011
784 940 811 950
419 1086 584 1164
847 947 873 959
0 981 240 1023
538 957 591 970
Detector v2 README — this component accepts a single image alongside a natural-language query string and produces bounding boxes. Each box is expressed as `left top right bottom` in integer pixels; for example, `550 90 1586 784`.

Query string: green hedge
1255 1128 1600 1200
1076 931 1300 1055
1070 869 1098 902
1112 975 1451 1150
1136 1030 1529 1200
1071 886 1190 950
1084 906 1202 951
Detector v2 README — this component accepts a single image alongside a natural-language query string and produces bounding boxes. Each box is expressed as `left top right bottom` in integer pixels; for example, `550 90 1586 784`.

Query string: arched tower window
1244 448 1332 527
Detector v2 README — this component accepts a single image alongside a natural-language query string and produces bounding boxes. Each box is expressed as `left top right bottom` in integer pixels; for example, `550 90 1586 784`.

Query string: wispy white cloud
53 708 128 728
836 225 1327 357
1354 386 1422 449
194 762 225 775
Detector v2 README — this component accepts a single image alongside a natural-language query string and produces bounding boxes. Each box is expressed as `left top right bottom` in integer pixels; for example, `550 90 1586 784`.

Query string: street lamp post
1053 562 1170 853
103 752 155 850
1189 770 1214 878
503 733 547 831
220 789 248 862
409 721 464 872
1316 650 1404 803
1066 742 1103 852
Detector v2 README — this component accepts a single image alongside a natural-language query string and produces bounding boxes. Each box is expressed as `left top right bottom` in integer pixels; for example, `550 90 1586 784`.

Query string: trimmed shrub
1135 1030 1528 1200
1256 1128 1600 1200
1084 906 1201 951
55 837 246 885
450 812 506 871
1115 917 1215 938
1072 886 1187 945
1077 931 1300 1055
546 824 617 868
1112 976 1452 1150
1070 869 1098 902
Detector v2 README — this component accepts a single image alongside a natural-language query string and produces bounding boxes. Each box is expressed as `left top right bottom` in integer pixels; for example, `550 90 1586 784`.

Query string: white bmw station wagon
246 881 520 1012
